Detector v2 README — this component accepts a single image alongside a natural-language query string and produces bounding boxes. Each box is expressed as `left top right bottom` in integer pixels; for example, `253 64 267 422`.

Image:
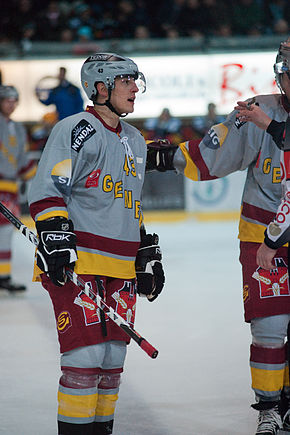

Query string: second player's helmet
0 85 19 100
81 53 146 102
274 39 290 93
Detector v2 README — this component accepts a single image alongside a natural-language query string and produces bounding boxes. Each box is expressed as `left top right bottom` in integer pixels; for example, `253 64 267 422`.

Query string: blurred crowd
28 104 224 152
0 0 289 45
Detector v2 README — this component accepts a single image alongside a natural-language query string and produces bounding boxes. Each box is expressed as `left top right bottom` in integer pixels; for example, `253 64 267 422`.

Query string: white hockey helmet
274 38 290 93
80 52 146 102
0 85 19 100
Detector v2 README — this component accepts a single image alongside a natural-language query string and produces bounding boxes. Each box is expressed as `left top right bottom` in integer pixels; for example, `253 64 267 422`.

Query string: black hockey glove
36 218 77 287
146 139 177 172
135 232 165 302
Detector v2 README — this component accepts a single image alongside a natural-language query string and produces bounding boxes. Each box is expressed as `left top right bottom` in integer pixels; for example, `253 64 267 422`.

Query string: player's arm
28 120 78 284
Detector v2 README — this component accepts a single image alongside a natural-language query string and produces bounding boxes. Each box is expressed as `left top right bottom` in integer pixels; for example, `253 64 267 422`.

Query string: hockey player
0 85 36 292
28 53 165 435
147 38 290 435
235 100 289 273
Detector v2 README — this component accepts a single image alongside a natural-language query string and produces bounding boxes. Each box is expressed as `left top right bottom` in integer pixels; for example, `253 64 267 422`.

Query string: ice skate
282 408 290 432
0 276 26 292
254 403 283 435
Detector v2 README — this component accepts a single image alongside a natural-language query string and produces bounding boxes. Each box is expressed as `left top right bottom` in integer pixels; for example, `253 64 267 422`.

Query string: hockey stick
0 201 158 359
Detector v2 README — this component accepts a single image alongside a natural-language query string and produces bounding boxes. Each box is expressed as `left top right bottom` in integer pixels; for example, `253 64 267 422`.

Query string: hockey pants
250 314 290 403
57 341 126 435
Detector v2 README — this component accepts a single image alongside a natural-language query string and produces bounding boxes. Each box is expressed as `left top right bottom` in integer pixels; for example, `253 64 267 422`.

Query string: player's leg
57 345 103 435
250 314 290 434
58 341 126 435
94 341 127 434
0 222 26 292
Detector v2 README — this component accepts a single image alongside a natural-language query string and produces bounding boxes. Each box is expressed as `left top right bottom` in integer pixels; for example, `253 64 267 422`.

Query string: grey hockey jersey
28 106 147 279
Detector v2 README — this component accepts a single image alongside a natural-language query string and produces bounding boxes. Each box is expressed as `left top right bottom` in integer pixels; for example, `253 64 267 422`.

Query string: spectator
0 85 37 292
273 18 289 35
264 0 288 33
176 0 204 37
155 0 186 38
144 107 182 139
77 25 94 42
192 102 225 137
36 66 84 120
200 0 232 37
231 0 265 36
134 25 151 39
59 28 75 43
36 1 65 41
116 0 137 38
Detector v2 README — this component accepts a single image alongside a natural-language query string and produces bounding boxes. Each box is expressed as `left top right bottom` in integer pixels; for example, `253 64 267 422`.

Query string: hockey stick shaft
0 201 158 359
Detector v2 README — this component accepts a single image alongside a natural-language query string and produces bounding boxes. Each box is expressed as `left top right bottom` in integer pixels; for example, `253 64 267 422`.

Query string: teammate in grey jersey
28 53 165 435
0 85 36 292
147 38 290 435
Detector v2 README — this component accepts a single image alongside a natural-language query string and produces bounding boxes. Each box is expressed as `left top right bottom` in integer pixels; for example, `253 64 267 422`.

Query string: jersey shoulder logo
71 119 96 152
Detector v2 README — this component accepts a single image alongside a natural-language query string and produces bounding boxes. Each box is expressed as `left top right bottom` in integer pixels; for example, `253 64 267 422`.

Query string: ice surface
0 218 259 434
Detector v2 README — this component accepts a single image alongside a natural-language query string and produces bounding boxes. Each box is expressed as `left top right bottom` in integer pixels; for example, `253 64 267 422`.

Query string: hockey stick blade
0 201 158 359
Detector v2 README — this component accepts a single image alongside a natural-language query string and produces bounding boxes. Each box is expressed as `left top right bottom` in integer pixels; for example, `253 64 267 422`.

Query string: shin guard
57 367 99 434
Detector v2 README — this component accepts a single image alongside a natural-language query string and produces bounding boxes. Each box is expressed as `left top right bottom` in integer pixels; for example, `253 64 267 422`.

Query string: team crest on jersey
252 258 290 299
57 311 72 333
74 283 103 326
71 119 96 152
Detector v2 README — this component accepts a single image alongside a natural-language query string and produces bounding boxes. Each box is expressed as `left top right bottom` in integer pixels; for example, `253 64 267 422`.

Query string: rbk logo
44 232 71 242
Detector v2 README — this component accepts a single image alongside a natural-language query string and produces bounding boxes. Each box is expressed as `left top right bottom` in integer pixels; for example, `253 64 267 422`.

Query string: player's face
0 98 18 117
110 76 139 114
281 72 290 100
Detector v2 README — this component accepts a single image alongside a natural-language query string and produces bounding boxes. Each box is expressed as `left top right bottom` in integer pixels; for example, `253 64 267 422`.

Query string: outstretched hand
235 101 272 131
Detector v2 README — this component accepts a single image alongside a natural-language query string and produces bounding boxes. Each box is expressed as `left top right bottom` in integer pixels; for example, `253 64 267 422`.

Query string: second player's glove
135 232 165 302
36 218 77 287
146 139 177 172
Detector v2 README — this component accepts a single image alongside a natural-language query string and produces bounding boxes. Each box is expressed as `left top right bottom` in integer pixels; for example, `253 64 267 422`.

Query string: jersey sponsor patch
51 159 72 195
71 119 96 152
235 118 246 129
85 169 101 188
252 258 290 298
203 124 228 149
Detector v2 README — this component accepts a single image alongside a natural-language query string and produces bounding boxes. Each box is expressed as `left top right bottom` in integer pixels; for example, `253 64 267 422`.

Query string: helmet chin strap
94 87 128 118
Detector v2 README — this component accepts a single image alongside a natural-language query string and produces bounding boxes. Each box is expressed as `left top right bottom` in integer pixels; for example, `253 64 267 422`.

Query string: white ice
0 218 260 435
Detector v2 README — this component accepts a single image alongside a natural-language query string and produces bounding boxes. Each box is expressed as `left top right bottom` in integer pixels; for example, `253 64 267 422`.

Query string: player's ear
96 82 108 99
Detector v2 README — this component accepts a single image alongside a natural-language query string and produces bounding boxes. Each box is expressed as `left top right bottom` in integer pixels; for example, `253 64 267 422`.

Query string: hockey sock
57 368 99 431
94 372 120 434
250 344 286 400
